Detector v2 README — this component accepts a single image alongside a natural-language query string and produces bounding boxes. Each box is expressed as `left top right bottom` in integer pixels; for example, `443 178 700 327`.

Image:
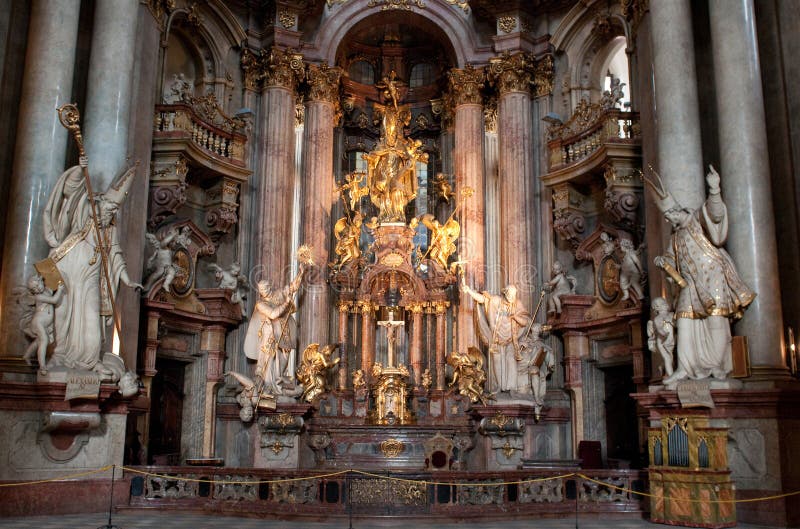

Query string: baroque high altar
1 0 800 527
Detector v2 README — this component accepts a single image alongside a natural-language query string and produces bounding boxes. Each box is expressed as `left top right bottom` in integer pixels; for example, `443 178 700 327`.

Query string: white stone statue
519 323 555 419
165 73 191 104
647 165 756 385
20 274 65 375
544 261 577 315
600 232 615 257
208 262 248 316
142 228 180 294
243 275 302 396
619 238 644 301
461 278 531 393
41 157 142 376
647 297 675 378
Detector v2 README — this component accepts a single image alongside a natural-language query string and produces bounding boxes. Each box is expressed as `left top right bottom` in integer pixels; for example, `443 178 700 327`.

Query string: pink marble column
409 303 424 386
337 301 350 390
490 53 535 310
255 49 304 287
0 0 80 356
448 65 486 352
360 302 376 376
434 301 448 390
298 64 342 348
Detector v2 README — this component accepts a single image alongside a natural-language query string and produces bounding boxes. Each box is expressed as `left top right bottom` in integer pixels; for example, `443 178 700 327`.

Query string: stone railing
547 108 640 170
127 467 647 518
154 103 247 166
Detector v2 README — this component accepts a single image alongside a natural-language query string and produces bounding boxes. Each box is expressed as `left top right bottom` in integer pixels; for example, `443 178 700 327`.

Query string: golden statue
296 343 340 402
332 212 363 269
421 213 460 271
364 71 428 222
447 346 489 405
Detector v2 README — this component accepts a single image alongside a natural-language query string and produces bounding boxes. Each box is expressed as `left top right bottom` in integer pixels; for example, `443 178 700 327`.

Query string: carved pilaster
241 48 262 92
306 63 343 103
552 183 587 250
483 96 497 133
488 52 532 95
204 178 240 242
533 54 555 97
621 0 650 37
447 65 486 106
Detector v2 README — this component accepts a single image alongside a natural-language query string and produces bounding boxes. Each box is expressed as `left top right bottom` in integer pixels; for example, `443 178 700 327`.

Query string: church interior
1 0 800 527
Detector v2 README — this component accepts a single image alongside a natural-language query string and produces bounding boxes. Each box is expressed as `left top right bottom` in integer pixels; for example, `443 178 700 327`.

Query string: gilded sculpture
332 212 363 270
420 213 460 272
364 71 428 222
447 347 489 405
296 343 340 402
647 165 755 385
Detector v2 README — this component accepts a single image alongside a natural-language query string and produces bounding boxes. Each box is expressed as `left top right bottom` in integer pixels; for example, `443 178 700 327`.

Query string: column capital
488 52 532 96
337 300 353 313
447 64 486 106
432 300 450 314
241 47 306 92
306 62 343 103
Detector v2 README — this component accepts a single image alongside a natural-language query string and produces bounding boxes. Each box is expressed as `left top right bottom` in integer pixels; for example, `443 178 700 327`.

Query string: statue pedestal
253 403 311 469
634 384 800 527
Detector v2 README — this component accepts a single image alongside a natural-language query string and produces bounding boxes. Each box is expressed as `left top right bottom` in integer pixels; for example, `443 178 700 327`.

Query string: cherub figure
544 261 577 315
166 73 191 103
447 347 489 405
208 262 248 316
519 323 555 420
337 172 368 212
421 368 433 391
352 369 366 390
20 274 65 375
296 343 340 402
174 226 192 248
619 239 644 302
143 228 180 294
600 232 615 257
647 297 675 378
225 371 260 422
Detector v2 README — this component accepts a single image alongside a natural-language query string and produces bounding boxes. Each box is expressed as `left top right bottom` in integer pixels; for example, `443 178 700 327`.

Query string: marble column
491 53 535 310
649 0 704 210
409 303 424 386
360 303 376 376
709 0 787 378
337 301 350 390
298 64 341 349
0 0 81 356
83 0 139 190
256 49 304 287
448 65 486 352
434 301 448 390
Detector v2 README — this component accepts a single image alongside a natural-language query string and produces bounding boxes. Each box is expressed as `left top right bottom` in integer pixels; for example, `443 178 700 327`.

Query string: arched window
348 61 375 85
600 37 630 108
409 63 434 88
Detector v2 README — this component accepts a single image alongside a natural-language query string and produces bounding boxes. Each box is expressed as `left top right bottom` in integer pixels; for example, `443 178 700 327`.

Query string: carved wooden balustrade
154 101 247 167
126 466 647 518
547 107 640 170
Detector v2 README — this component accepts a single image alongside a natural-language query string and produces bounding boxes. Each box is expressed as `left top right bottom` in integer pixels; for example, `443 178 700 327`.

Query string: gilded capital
263 47 305 90
488 52 532 96
533 55 555 98
241 47 262 92
447 65 486 106
337 300 352 313
307 63 343 103
432 300 449 314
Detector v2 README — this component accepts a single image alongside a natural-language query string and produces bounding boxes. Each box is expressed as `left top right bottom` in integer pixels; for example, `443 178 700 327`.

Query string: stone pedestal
254 404 311 469
633 386 800 527
474 404 537 470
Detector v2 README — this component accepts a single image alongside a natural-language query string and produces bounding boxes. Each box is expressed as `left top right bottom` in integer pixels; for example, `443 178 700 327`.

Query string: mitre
103 165 137 206
643 169 680 213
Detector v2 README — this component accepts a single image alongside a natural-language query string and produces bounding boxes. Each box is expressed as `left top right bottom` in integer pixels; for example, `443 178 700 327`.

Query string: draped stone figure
243 276 302 396
647 165 755 385
42 159 141 375
461 279 531 393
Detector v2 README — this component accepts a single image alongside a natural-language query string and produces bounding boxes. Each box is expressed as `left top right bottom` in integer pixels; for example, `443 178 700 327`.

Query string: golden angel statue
421 213 460 272
447 346 490 405
296 343 340 402
331 212 363 270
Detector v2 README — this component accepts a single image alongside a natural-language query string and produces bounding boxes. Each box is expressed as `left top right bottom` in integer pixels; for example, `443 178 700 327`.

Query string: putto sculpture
543 261 577 315
447 347 489 405
208 262 248 317
647 297 675 379
646 165 755 385
296 343 340 402
19 274 65 375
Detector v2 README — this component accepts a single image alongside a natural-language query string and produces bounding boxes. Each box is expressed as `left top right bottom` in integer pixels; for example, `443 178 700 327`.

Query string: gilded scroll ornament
498 16 517 34
379 438 405 457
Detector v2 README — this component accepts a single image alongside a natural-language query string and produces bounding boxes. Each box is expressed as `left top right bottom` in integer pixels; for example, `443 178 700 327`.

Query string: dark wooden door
148 358 186 464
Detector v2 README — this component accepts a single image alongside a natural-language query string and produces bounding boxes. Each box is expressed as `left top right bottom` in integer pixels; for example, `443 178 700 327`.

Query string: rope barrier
0 465 113 487
5 465 800 505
